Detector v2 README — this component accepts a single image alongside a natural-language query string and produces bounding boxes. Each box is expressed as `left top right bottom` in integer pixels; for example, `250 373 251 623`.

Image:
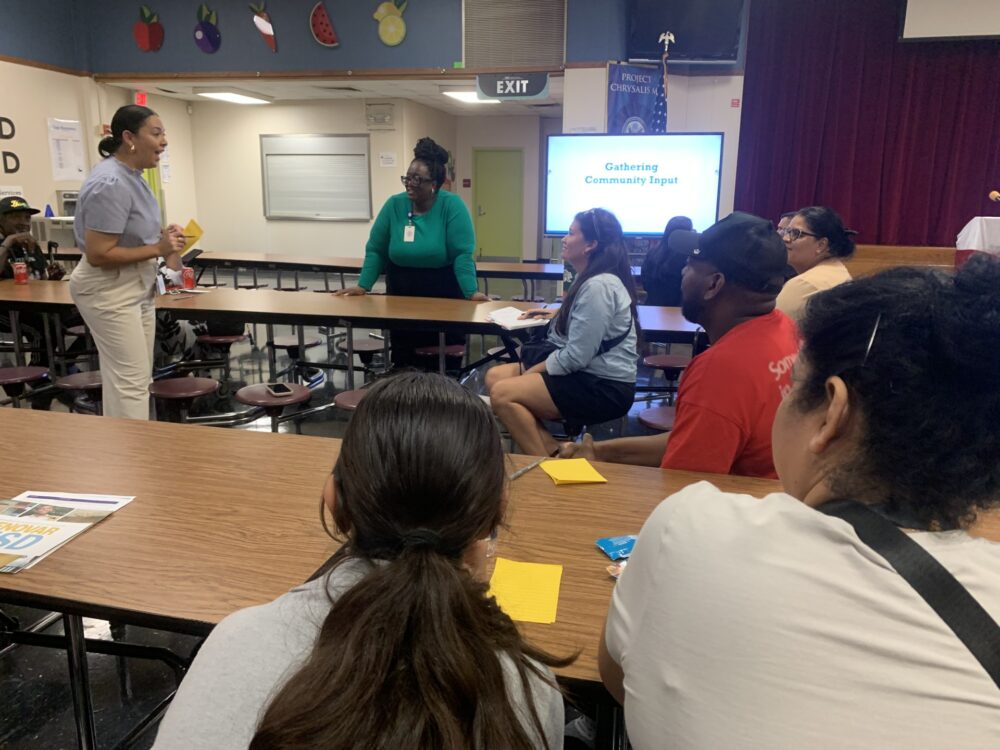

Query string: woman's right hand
334 286 368 296
158 226 185 256
518 308 556 320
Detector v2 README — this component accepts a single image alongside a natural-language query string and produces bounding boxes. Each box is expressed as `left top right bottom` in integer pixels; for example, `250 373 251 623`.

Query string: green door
473 149 523 261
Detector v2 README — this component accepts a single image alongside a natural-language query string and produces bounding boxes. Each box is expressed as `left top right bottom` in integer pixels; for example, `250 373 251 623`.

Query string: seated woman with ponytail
486 208 639 456
154 372 571 750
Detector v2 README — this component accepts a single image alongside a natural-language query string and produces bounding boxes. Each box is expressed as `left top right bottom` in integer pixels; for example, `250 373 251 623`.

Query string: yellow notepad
539 458 607 485
488 558 562 624
181 219 204 255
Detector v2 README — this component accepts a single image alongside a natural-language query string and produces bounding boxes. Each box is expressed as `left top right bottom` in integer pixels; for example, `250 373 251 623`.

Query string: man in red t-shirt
562 212 800 478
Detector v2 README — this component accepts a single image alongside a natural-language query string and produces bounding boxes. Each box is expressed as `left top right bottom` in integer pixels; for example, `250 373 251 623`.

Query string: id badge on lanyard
404 207 416 242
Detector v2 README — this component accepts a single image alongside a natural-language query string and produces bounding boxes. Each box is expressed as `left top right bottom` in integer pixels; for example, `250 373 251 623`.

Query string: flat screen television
544 133 723 237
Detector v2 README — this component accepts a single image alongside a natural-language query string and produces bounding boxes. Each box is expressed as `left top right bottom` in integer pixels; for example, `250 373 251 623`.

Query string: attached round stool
642 353 691 376
333 387 368 413
0 366 49 408
336 338 384 368
637 404 676 432
268 335 322 382
149 377 219 422
195 334 247 381
54 371 103 415
235 383 312 432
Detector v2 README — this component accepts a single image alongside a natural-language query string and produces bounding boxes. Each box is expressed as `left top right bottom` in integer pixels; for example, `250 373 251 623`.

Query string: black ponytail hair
98 105 157 158
795 206 857 258
413 136 449 189
251 372 574 750
795 254 1000 529
555 208 639 338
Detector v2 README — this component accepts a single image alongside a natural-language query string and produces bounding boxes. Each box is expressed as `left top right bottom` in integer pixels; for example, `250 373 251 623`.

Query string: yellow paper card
488 557 562 624
181 219 204 255
539 458 607 485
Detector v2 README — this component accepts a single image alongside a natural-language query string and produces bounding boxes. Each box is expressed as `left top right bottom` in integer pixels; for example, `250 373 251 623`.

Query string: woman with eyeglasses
775 206 855 322
154 372 571 750
485 208 638 456
601 256 1000 748
335 137 488 369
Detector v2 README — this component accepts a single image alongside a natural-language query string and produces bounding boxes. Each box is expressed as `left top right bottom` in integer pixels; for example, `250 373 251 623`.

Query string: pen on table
509 455 549 481
169 294 196 301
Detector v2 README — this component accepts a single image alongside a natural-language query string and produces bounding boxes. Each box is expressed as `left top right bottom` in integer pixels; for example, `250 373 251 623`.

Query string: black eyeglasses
401 175 431 188
780 227 819 241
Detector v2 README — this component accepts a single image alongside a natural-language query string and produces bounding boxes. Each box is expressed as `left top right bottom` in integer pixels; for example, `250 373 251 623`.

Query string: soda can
12 261 28 285
182 266 195 290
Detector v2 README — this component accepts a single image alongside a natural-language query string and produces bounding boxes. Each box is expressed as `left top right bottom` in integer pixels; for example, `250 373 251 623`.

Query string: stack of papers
539 458 607 485
0 491 134 573
486 306 549 330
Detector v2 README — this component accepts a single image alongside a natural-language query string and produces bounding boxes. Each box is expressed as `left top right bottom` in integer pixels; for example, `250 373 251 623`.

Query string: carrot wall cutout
250 2 277 52
310 2 339 47
133 6 164 52
194 4 221 53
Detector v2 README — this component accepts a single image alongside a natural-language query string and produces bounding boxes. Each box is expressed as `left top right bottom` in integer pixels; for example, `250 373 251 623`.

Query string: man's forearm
594 432 670 467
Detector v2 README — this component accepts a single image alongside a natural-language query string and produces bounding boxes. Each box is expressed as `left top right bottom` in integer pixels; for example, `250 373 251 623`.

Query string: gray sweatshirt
153 558 564 749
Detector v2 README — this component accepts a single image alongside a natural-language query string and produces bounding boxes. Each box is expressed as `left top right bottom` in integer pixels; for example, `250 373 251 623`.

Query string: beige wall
401 100 457 178
188 98 410 255
562 67 608 133
146 93 199 230
0 60 97 212
454 115 543 259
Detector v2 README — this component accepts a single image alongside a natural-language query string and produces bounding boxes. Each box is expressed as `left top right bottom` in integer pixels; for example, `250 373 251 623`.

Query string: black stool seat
196 334 247 346
642 353 691 371
414 344 466 358
271 336 321 350
336 339 383 354
234 383 312 409
637 405 676 432
0 366 48 387
333 387 368 411
149 377 219 400
55 371 102 392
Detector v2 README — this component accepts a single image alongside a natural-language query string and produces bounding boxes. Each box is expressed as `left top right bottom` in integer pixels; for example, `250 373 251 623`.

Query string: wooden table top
0 280 700 339
2 408 998 684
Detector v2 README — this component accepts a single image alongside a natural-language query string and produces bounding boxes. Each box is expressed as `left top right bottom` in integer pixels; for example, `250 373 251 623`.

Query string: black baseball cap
0 196 40 216
668 212 788 294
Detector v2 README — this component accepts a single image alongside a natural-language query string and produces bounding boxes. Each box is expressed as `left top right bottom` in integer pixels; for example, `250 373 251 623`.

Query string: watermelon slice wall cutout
310 2 339 47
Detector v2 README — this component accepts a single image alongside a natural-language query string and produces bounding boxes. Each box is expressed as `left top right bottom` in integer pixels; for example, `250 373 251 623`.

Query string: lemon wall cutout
374 0 407 46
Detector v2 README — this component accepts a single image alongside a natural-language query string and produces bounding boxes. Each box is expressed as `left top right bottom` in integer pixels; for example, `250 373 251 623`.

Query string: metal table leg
42 312 57 375
10 311 25 366
346 322 356 390
438 332 446 374
266 323 277 382
64 614 97 750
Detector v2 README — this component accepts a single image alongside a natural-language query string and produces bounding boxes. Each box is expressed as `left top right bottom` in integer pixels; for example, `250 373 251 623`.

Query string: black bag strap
821 499 1000 690
597 317 634 356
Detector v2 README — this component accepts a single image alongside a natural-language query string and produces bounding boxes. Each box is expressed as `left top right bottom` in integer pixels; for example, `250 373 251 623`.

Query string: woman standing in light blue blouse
486 208 638 456
70 105 184 420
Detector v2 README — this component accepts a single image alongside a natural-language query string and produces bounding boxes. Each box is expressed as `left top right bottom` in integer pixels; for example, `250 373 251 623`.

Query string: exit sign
135 91 148 106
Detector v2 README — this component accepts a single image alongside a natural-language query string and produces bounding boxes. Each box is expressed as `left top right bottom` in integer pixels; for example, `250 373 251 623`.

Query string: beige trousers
70 259 158 420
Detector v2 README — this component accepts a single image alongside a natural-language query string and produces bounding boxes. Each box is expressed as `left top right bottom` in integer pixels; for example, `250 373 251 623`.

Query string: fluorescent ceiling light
442 90 500 104
195 88 272 105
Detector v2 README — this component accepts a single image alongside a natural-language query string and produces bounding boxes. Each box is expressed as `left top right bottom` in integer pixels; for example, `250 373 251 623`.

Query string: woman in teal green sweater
337 137 487 369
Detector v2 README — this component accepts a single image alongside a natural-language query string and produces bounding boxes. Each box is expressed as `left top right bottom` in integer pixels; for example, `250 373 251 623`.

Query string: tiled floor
1 301 679 748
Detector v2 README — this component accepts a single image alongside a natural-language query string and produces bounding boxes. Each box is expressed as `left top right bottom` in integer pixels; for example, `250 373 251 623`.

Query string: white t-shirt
605 482 1000 750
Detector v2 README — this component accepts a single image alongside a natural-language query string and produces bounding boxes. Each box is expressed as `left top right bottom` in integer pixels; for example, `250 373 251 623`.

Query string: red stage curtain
734 0 1000 246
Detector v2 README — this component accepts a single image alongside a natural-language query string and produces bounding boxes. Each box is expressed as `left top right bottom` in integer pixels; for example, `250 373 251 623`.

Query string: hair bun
937 254 1000 377
413 137 448 167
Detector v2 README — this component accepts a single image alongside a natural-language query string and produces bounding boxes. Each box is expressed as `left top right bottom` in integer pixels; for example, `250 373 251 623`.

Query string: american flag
651 53 668 133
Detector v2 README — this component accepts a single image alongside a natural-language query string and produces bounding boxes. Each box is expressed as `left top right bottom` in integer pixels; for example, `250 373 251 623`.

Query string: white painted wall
454 115 543 259
188 98 408 256
401 100 457 181
0 60 97 212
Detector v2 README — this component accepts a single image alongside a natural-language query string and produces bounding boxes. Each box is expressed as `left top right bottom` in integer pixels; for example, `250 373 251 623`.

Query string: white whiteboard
902 0 1000 39
260 134 372 221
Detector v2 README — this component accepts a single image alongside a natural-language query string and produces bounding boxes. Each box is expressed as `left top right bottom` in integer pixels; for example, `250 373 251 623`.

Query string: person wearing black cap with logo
560 212 799 478
0 196 63 282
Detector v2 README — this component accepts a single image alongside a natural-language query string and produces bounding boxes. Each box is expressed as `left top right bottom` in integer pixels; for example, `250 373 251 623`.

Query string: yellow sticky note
488 557 562 624
539 458 607 485
181 219 204 255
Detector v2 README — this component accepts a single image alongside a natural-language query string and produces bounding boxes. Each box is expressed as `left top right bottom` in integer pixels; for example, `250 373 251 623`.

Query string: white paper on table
486 306 550 330
47 119 86 182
